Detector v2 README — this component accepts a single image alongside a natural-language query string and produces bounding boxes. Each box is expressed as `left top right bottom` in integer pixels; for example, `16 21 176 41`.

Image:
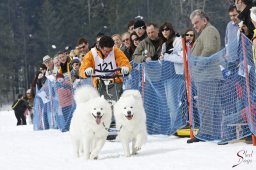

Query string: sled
176 128 199 137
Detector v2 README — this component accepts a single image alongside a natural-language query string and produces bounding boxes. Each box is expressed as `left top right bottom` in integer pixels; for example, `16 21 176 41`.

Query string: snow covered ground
0 110 255 170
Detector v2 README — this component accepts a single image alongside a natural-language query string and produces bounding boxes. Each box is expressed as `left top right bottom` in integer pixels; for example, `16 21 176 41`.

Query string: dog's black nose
97 111 101 116
127 111 131 115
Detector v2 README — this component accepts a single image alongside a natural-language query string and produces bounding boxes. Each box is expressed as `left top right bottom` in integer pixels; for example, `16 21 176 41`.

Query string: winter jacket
238 5 254 39
132 37 161 64
191 23 224 82
79 47 131 85
162 37 184 75
192 23 221 57
12 99 29 114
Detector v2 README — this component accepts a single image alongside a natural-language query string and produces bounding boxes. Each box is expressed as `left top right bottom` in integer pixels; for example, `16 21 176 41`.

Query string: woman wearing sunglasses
184 28 196 48
159 22 185 132
130 32 141 55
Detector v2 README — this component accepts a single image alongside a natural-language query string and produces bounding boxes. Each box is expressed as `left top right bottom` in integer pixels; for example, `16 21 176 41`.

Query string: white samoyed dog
114 90 147 157
70 85 112 160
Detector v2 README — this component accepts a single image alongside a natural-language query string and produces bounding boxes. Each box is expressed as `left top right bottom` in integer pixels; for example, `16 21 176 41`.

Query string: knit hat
71 58 80 65
134 19 146 29
56 73 64 80
18 94 23 99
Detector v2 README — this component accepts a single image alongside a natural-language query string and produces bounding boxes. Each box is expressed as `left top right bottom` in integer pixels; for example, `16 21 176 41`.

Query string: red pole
181 37 194 139
241 34 256 146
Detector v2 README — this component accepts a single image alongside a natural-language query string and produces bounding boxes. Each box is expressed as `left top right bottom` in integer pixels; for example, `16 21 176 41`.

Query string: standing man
79 35 131 95
77 38 89 60
112 34 123 49
133 23 161 64
12 94 30 125
79 36 131 140
121 32 133 61
58 51 72 80
217 5 241 145
225 5 240 48
127 20 135 33
187 9 223 143
235 0 254 39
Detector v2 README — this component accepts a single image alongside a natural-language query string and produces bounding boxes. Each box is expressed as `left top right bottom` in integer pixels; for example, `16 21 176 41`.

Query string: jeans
164 77 185 133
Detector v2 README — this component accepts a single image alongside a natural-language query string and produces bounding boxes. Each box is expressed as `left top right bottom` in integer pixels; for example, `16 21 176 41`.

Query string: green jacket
132 37 161 64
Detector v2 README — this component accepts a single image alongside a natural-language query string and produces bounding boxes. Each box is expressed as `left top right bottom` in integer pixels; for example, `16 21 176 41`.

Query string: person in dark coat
12 94 30 125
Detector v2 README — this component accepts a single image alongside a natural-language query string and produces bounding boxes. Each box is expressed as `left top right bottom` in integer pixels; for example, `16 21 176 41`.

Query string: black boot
187 137 204 143
245 136 252 144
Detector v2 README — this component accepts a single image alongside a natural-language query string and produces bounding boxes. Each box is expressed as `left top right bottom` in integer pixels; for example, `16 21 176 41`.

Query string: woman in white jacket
159 22 185 131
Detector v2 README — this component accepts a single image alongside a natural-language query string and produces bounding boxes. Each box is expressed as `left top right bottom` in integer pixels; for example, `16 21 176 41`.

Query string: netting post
182 37 194 138
241 34 256 146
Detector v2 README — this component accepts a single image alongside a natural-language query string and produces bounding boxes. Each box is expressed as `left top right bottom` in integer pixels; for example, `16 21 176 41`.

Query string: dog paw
135 146 141 151
89 155 98 160
125 154 131 157
131 151 138 155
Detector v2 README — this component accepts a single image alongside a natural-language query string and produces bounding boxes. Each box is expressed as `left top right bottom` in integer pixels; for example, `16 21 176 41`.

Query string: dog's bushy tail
74 85 99 103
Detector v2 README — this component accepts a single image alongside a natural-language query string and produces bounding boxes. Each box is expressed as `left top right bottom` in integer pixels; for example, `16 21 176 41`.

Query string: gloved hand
121 67 129 74
85 67 93 76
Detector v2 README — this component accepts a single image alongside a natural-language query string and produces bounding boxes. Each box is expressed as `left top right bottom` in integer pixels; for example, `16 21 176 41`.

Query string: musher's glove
121 67 129 75
85 67 93 76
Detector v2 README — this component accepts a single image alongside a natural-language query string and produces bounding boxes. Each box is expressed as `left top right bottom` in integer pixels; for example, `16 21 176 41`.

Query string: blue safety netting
32 33 256 142
33 80 58 130
124 61 188 135
33 79 75 132
188 33 254 143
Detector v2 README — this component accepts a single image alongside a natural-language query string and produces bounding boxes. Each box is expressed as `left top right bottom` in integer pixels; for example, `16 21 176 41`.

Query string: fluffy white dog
70 85 112 160
114 90 147 157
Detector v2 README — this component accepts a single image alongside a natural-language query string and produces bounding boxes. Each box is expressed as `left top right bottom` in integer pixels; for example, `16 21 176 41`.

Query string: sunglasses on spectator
132 37 139 42
162 28 170 32
73 63 79 66
122 38 129 42
137 26 145 30
78 45 85 49
185 34 194 37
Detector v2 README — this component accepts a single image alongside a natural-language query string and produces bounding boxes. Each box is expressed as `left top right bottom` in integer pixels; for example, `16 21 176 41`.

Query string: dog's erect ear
132 91 142 99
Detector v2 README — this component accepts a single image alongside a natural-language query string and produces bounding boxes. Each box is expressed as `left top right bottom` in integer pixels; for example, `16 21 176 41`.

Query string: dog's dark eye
93 108 96 110
124 107 126 109
130 106 133 109
101 108 103 110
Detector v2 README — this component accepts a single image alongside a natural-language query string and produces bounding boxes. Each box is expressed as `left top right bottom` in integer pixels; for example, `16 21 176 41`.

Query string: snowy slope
0 110 255 170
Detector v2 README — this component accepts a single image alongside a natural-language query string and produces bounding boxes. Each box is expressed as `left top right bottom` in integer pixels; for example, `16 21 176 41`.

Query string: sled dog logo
232 150 254 168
